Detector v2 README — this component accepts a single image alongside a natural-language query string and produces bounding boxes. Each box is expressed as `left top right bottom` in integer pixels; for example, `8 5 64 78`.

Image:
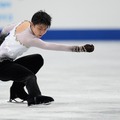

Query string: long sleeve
1 23 17 34
15 26 74 52
27 38 73 52
15 26 94 53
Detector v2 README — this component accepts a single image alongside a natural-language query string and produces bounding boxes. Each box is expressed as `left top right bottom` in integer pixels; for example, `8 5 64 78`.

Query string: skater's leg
0 61 54 106
0 61 41 97
10 54 44 101
15 54 44 74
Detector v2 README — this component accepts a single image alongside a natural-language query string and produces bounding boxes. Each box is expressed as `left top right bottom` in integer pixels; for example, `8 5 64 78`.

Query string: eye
38 28 42 30
44 28 47 31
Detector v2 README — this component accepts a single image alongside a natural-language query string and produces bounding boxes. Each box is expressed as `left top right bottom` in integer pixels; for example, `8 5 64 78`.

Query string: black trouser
0 54 44 98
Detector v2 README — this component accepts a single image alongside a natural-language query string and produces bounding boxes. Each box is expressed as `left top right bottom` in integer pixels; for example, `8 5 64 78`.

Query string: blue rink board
1 29 120 41
42 29 120 41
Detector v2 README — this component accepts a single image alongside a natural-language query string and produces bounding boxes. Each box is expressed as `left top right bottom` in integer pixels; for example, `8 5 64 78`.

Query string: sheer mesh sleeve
1 23 17 34
26 38 73 52
15 26 84 52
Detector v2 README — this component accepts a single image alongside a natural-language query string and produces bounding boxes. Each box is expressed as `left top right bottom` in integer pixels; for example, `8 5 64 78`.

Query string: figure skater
0 10 94 106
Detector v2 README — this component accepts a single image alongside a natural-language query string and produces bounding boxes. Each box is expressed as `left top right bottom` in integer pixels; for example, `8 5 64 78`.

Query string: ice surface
0 41 120 120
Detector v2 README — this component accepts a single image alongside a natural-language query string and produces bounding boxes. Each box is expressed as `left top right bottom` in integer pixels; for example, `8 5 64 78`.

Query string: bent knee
35 54 44 66
26 74 37 80
24 74 37 84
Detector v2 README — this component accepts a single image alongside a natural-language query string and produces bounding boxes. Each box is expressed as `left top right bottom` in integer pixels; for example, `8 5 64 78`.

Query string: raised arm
1 23 16 34
0 23 17 45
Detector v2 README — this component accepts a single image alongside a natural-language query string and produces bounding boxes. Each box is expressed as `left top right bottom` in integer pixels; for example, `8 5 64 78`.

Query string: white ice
0 41 120 120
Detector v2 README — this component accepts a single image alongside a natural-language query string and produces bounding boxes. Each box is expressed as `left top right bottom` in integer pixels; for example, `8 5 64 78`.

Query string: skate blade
8 98 27 104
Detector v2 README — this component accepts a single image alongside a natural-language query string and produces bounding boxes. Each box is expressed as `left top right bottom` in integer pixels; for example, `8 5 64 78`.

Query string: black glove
83 44 94 52
72 44 94 52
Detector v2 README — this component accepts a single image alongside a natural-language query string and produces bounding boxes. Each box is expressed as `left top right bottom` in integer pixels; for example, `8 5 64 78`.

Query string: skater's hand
83 44 94 52
71 44 94 52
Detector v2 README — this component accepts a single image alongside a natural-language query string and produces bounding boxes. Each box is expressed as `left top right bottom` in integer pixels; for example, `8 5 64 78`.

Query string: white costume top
0 22 28 59
0 21 82 60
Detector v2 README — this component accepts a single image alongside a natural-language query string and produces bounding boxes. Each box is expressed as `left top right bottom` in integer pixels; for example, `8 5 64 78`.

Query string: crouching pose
0 10 94 106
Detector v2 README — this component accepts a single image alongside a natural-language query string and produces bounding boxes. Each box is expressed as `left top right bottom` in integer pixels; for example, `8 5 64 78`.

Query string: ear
30 22 34 27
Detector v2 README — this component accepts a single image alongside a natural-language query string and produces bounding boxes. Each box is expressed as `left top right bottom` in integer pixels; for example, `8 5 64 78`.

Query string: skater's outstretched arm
26 38 94 52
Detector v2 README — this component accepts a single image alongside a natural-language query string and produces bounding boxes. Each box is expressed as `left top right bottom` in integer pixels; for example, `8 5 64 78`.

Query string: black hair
31 10 52 27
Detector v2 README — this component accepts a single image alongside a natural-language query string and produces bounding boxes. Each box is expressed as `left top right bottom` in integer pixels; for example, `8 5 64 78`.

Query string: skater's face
30 22 48 38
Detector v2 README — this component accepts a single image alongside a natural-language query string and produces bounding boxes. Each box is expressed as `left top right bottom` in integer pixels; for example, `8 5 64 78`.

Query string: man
0 10 94 106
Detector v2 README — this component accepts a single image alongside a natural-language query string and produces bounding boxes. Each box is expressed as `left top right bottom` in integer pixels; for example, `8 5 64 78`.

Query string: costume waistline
0 57 13 62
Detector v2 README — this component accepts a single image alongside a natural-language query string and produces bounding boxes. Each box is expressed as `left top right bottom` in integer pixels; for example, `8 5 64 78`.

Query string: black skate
9 82 28 103
27 95 54 106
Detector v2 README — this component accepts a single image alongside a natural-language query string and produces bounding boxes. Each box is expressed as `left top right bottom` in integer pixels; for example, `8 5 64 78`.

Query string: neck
30 25 35 35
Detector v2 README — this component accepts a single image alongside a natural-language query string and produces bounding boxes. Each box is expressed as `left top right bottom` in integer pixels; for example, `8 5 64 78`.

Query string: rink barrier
42 29 120 41
1 29 120 41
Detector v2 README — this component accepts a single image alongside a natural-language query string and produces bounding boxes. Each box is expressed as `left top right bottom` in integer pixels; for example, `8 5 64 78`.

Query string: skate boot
9 82 28 102
27 95 54 106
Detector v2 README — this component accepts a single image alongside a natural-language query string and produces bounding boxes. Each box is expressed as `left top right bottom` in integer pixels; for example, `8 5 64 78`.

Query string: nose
39 31 45 36
40 30 46 36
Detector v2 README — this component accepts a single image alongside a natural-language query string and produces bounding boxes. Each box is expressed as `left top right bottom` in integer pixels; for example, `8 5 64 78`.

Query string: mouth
38 35 42 38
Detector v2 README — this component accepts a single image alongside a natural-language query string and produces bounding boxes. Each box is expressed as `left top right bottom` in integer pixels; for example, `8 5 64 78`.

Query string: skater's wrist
71 44 94 52
71 46 84 52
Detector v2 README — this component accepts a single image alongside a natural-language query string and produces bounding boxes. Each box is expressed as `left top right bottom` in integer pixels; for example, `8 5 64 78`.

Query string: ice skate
27 95 54 106
9 83 28 102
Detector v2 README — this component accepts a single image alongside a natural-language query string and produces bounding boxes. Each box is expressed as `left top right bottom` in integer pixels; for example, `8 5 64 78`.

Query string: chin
39 36 42 38
36 35 41 38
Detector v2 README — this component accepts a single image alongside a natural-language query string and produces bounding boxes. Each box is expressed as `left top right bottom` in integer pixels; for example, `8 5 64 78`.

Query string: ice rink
0 41 120 120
